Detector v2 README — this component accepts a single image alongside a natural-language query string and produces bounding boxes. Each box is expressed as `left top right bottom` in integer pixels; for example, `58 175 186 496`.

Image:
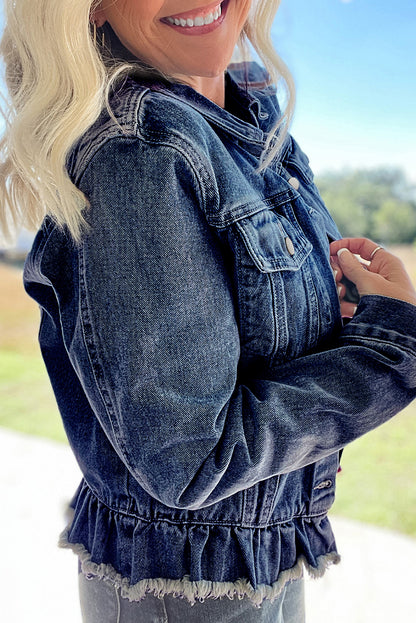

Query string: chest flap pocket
235 203 312 273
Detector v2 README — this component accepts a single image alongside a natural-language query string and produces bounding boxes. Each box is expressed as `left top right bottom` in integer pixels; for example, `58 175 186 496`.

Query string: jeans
78 573 305 623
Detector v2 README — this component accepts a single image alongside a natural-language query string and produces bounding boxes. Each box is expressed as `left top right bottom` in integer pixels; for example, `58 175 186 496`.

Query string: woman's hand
330 237 416 317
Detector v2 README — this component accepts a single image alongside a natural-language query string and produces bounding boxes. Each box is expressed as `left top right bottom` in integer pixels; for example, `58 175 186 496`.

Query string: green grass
332 402 416 536
0 349 67 442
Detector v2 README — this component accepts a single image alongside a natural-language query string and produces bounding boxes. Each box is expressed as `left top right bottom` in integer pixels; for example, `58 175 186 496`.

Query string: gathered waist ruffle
59 481 340 606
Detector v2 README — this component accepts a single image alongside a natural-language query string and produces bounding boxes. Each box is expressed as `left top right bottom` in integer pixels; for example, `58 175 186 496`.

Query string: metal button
288 176 300 190
285 237 295 256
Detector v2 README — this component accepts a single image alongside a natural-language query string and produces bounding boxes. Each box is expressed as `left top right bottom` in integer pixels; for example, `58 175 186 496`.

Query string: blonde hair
0 0 295 243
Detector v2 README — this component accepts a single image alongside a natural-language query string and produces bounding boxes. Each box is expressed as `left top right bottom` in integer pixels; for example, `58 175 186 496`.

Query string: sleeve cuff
342 294 416 347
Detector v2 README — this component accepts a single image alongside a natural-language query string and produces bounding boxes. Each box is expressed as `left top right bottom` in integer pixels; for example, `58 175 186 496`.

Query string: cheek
105 1 156 33
109 6 160 48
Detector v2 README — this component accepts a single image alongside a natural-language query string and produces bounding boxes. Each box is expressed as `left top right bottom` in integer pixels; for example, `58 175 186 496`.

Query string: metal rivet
285 237 295 256
288 176 300 190
314 479 333 490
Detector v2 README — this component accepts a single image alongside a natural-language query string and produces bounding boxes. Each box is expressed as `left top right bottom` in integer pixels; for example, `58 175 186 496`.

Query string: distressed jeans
78 573 305 623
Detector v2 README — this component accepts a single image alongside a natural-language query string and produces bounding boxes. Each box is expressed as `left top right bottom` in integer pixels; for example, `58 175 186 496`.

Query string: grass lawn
0 349 66 442
332 402 416 536
0 262 67 441
1 254 416 536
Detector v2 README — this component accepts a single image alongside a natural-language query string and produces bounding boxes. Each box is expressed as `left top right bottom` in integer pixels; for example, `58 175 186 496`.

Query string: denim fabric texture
78 572 305 623
23 62 416 606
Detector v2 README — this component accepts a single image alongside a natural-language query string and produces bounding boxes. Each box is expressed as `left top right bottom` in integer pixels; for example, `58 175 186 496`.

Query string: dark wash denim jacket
24 63 416 604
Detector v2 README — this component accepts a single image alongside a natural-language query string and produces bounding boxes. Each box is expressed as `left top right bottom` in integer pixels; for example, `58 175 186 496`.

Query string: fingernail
352 305 358 316
332 268 338 280
337 285 342 297
337 248 349 258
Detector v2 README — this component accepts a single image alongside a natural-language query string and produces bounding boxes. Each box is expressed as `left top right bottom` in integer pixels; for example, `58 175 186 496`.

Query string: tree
316 168 416 244
373 199 416 244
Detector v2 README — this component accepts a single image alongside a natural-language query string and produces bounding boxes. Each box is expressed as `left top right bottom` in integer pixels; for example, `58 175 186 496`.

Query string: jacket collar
133 62 283 151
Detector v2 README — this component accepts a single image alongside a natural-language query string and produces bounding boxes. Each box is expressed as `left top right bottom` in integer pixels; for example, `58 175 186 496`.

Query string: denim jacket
23 62 416 605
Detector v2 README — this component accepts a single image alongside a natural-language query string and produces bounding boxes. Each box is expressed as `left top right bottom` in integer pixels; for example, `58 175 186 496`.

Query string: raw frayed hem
59 527 340 607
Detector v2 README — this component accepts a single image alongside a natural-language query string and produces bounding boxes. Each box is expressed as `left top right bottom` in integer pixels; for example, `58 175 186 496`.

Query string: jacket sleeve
64 137 416 510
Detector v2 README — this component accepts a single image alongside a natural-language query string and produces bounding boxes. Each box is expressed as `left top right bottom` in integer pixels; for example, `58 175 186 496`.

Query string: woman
1 1 416 622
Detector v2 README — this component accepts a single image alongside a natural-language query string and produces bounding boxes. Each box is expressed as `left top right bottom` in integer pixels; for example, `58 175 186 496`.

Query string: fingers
329 237 381 262
330 237 403 283
337 246 396 292
331 252 361 316
330 239 416 306
330 237 391 283
340 301 358 319
334 248 376 297
332 267 358 318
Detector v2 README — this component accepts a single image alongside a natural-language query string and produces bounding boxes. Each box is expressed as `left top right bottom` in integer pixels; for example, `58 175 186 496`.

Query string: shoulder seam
75 133 213 217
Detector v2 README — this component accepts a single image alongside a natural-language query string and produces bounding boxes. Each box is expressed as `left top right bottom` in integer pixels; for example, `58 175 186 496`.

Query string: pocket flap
236 207 312 273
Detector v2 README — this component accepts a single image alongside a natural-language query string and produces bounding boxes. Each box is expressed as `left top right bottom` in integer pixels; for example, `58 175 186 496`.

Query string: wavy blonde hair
0 0 295 243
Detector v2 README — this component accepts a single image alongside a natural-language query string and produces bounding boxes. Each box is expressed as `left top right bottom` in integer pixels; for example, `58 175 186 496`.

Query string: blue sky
274 0 416 180
0 1 414 181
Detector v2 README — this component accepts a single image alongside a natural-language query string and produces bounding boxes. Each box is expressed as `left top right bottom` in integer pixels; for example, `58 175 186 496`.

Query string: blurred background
1 0 415 621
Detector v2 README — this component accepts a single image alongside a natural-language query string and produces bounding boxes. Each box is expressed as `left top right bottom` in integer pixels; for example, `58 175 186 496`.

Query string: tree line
316 168 416 244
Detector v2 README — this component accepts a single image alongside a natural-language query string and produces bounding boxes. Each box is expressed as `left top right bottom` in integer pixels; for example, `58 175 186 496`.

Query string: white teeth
166 3 223 28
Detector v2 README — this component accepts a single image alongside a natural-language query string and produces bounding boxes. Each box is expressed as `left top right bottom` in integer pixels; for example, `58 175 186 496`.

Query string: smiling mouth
161 1 228 31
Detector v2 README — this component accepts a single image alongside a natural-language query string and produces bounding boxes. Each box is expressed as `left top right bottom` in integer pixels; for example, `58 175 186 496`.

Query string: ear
90 6 107 28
